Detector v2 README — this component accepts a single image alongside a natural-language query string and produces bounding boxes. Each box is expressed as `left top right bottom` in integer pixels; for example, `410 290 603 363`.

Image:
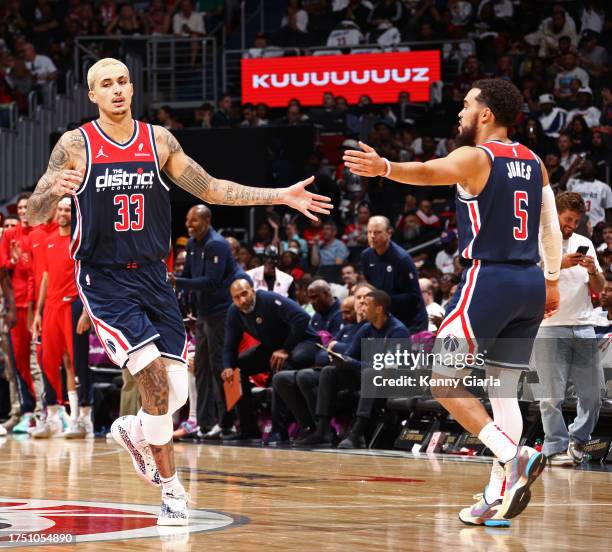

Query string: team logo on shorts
256 317 263 324
105 340 117 355
0 498 246 545
386 265 393 272
442 334 460 353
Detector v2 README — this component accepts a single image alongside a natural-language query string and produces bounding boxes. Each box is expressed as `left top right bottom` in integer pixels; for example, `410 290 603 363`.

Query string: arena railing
74 36 218 111
0 73 98 199
222 38 475 97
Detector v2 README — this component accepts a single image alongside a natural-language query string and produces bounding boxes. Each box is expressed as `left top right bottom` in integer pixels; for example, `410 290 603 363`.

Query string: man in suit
172 205 248 439
222 279 320 441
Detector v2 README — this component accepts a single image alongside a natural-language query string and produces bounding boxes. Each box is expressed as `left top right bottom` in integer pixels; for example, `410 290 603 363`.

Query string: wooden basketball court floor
0 436 610 551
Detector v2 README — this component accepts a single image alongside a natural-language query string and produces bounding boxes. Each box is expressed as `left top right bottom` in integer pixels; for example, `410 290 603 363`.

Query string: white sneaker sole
110 418 161 487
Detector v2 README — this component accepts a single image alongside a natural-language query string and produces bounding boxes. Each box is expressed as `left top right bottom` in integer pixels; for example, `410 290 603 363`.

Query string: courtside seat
386 397 419 414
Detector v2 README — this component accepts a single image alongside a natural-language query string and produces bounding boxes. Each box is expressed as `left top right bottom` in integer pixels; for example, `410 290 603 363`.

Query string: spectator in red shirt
31 197 92 438
415 199 441 229
342 202 371 248
1 193 43 427
303 218 324 246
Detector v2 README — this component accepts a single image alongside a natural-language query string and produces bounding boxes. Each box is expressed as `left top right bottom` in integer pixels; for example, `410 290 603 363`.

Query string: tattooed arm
154 126 332 221
27 130 86 226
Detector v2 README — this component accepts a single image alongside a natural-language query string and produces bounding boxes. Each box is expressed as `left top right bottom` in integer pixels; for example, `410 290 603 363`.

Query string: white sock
478 422 518 464
80 405 91 419
160 472 185 496
47 404 59 417
132 410 147 442
68 391 79 421
485 367 523 501
188 373 197 420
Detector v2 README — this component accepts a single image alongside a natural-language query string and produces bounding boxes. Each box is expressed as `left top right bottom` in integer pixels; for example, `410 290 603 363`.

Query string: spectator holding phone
530 192 604 466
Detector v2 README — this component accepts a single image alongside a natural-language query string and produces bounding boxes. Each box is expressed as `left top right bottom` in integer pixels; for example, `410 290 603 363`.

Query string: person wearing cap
247 244 295 298
567 87 601 128
171 205 249 440
360 216 427 333
435 229 459 274
538 94 568 139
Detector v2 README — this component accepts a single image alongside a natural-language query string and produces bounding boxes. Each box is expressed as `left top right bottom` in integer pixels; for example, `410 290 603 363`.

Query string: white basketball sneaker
157 489 190 526
31 415 63 439
111 415 161 487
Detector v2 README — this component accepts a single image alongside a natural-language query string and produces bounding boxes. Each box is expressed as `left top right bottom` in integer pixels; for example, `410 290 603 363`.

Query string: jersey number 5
114 194 144 232
513 191 528 241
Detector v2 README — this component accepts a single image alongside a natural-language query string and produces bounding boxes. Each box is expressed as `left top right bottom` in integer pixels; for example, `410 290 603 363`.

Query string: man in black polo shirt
172 205 248 440
360 216 427 332
222 279 320 440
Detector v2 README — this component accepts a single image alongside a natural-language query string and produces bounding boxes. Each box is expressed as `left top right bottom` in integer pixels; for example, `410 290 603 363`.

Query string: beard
456 119 478 147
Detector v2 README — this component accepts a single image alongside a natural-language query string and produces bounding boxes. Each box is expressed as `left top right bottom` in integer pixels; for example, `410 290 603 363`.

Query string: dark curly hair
472 79 523 127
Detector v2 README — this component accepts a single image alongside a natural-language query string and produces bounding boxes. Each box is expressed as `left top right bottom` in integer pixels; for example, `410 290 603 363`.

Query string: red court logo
0 498 246 546
241 50 441 106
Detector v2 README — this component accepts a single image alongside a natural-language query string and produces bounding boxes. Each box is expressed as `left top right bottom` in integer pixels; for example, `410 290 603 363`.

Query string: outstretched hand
281 176 332 221
342 141 386 177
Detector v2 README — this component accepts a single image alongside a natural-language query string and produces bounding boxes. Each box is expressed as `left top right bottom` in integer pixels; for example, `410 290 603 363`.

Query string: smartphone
576 245 589 255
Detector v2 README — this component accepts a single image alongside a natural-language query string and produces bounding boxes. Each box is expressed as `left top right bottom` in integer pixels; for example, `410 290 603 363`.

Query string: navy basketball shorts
434 260 545 376
75 260 187 372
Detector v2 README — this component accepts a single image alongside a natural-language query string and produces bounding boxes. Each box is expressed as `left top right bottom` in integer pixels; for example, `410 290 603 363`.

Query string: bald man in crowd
172 205 248 440
222 279 320 442
360 216 427 333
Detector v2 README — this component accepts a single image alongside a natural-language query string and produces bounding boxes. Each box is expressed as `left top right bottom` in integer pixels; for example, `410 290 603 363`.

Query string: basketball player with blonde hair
27 57 332 525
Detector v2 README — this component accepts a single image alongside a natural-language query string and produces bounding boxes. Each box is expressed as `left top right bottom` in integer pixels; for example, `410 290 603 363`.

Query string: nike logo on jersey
96 146 109 159
48 244 54 248
506 160 532 180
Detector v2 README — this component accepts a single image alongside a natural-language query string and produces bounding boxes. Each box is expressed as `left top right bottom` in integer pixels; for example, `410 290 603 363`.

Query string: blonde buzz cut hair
87 58 130 91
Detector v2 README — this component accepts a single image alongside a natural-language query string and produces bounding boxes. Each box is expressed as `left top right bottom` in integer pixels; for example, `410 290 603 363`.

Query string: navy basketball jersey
456 140 543 263
71 120 171 265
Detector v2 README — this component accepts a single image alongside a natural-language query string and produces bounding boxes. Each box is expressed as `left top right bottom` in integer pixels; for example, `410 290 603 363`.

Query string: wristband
381 157 391 177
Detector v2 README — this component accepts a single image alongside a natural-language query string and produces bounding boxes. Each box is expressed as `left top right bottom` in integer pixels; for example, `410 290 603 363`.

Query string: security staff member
308 279 343 336
222 279 320 440
360 216 427 333
295 290 410 448
172 205 248 439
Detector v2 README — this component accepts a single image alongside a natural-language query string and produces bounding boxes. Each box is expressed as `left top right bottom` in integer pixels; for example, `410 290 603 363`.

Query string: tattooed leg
134 357 175 478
